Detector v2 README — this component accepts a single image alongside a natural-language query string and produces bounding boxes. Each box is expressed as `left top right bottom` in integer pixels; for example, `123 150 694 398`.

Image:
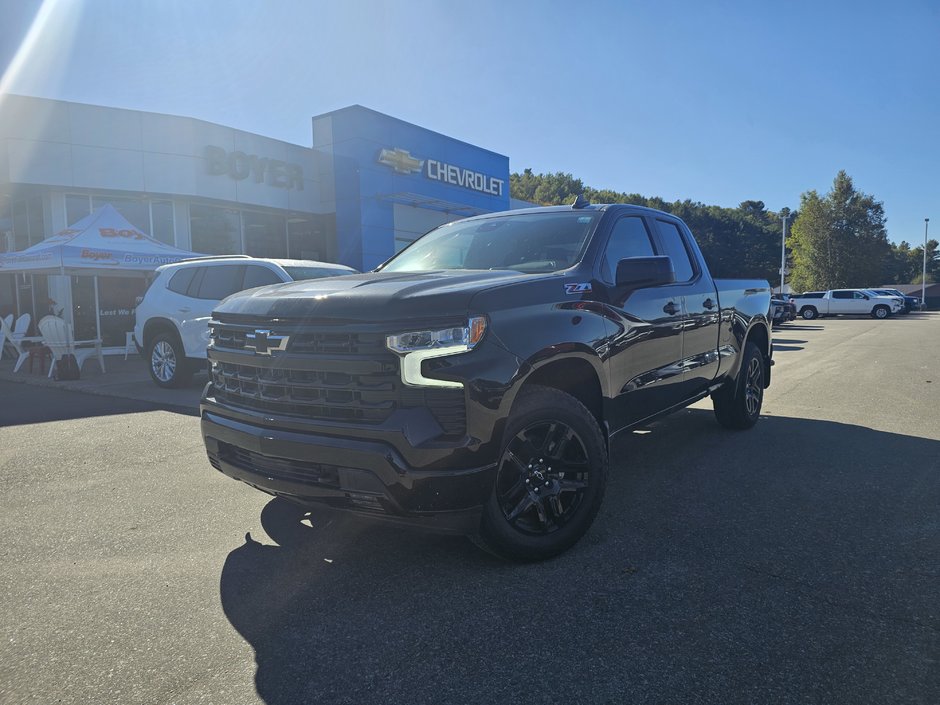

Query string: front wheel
871 305 890 319
475 385 608 562
712 341 764 430
147 332 193 388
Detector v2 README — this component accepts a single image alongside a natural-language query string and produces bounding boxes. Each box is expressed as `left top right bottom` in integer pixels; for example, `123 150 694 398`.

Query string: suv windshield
380 211 601 273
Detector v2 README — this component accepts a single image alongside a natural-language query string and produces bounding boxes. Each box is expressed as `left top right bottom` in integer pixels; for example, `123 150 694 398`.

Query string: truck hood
214 269 549 322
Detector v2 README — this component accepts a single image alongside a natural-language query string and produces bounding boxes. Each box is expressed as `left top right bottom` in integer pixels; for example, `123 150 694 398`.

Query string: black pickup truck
201 203 772 560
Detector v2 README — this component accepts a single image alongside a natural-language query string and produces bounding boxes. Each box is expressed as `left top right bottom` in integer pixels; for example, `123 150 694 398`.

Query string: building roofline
311 104 509 161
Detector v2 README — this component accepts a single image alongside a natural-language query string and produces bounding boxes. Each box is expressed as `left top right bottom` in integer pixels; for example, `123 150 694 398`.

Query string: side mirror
616 256 675 288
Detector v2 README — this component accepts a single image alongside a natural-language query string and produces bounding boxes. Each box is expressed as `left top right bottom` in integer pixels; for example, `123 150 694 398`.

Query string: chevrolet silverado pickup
794 289 903 320
201 202 773 560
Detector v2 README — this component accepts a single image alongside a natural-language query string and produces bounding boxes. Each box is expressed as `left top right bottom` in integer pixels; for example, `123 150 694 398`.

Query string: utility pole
923 218 930 310
780 213 789 295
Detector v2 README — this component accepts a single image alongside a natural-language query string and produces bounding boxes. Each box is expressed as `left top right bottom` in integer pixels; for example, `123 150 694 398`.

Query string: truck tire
800 306 818 320
871 305 890 319
475 385 607 562
712 341 764 430
147 331 193 388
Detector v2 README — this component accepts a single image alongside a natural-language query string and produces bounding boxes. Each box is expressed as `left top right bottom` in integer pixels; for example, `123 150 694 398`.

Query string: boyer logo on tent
99 227 146 240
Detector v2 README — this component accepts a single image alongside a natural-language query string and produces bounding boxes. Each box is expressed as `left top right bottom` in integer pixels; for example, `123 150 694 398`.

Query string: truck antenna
571 194 590 209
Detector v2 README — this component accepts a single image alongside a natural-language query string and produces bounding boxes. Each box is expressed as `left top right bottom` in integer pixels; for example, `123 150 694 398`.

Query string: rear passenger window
243 265 283 290
601 216 655 282
654 220 695 282
196 265 245 300
832 291 852 299
167 268 196 295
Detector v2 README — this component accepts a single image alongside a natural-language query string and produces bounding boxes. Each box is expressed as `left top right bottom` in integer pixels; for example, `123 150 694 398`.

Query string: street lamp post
780 213 789 295
923 218 930 310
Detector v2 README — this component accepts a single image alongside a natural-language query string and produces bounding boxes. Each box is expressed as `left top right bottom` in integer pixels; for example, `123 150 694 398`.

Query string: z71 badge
564 282 593 295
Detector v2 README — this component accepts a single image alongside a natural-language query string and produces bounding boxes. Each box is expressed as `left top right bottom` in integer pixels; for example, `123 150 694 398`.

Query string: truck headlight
386 317 486 388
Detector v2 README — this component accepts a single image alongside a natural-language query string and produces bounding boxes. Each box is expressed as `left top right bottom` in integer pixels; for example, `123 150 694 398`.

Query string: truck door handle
663 302 680 315
703 298 715 309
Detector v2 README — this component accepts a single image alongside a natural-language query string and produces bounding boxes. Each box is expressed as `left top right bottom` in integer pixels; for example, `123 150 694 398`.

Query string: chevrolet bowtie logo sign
377 148 424 174
244 330 290 356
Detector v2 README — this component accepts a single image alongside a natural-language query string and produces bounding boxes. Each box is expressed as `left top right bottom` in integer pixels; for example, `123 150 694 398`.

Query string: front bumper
201 403 496 534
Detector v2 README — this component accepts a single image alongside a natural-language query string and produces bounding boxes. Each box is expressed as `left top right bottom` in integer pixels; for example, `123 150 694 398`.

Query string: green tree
788 171 890 291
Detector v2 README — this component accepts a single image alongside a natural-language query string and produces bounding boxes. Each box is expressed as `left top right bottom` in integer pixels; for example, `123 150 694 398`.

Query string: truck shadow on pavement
218 409 939 705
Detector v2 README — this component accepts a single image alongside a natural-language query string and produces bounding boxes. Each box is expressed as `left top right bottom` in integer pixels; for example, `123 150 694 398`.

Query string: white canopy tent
0 204 197 275
0 204 201 351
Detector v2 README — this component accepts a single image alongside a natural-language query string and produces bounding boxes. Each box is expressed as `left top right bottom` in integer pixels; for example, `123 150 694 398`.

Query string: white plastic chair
12 313 30 340
0 314 42 372
0 314 11 359
38 315 106 378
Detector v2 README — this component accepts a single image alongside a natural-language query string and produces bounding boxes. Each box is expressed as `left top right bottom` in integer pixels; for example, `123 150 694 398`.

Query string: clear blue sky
1 0 937 244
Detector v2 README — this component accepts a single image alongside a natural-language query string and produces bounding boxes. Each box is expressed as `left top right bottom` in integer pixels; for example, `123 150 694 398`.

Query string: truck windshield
380 211 601 273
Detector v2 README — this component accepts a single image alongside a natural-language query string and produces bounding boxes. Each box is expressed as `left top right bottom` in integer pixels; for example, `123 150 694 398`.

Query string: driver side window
601 216 655 282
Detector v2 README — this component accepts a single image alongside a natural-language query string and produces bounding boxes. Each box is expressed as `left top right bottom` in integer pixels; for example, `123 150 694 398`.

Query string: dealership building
0 94 524 344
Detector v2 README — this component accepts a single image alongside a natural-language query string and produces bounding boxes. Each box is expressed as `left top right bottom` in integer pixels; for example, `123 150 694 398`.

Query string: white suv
134 256 357 387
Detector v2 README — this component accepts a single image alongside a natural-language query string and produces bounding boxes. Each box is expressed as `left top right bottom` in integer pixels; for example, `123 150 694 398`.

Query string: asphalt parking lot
1 313 938 705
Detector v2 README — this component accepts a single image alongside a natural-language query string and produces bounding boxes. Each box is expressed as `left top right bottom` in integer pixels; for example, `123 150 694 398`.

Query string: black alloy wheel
494 420 591 536
712 341 764 430
476 385 607 562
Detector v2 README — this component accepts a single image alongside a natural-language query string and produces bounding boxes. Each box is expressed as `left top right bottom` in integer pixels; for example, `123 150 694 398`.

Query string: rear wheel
871 305 890 319
712 342 764 430
800 306 818 320
147 332 193 388
475 385 607 562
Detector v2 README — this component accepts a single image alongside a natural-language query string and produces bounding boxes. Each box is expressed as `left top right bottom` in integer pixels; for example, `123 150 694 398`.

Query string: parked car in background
793 289 902 320
868 288 920 313
770 298 795 326
135 256 358 387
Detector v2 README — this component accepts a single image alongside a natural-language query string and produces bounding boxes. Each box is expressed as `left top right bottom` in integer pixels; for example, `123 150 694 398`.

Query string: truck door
593 214 686 429
652 218 721 398
829 290 858 314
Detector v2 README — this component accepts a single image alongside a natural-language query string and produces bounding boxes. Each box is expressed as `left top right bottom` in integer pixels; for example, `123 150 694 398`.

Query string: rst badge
564 283 593 295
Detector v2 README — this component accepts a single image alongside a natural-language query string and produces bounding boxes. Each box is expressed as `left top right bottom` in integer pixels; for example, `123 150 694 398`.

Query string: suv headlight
386 317 486 388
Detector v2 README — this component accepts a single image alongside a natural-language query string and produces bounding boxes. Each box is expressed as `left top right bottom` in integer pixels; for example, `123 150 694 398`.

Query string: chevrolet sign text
425 160 504 196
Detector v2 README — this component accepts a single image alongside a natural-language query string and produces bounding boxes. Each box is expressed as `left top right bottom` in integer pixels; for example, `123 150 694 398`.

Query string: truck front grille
208 319 466 435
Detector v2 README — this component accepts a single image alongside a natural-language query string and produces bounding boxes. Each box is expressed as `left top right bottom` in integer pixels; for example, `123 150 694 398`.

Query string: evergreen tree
788 171 890 290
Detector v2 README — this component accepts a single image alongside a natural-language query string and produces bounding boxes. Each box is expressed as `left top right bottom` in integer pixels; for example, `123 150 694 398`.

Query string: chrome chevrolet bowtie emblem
244 329 289 355
378 147 424 174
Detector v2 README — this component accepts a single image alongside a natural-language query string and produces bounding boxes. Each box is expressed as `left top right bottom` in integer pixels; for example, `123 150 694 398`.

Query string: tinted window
167 267 197 295
602 216 655 281
242 265 283 289
654 220 695 282
196 265 245 300
832 290 852 299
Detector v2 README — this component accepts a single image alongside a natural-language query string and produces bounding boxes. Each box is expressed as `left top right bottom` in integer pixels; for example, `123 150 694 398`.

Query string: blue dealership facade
314 105 511 270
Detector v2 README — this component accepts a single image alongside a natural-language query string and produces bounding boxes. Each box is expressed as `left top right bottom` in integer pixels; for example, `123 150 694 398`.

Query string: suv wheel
474 385 608 562
148 332 193 388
